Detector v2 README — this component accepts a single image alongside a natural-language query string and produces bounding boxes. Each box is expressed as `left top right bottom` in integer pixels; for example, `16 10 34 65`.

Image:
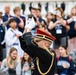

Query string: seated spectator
21 52 34 75
27 6 44 35
37 24 47 31
37 24 52 35
36 8 46 25
46 11 55 26
3 5 13 30
67 5 76 52
5 18 24 57
13 6 25 33
48 7 70 52
56 45 76 75
0 47 21 75
46 11 56 36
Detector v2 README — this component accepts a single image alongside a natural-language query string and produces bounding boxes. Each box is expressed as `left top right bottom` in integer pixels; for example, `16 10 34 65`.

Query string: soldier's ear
45 42 48 45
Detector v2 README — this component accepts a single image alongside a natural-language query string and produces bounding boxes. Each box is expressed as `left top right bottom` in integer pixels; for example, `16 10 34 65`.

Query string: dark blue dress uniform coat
19 30 57 75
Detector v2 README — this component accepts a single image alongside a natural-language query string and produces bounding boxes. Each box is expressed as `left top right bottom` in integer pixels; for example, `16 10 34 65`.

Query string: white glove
25 17 36 30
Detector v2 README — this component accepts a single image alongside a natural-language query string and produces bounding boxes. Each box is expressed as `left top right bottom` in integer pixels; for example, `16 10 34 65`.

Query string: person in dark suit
3 5 13 30
20 28 57 75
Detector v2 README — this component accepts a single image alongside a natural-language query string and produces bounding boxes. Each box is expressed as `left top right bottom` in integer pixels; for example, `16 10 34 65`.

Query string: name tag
56 29 62 34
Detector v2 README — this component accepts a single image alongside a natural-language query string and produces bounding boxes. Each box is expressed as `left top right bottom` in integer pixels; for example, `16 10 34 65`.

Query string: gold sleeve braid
36 47 54 75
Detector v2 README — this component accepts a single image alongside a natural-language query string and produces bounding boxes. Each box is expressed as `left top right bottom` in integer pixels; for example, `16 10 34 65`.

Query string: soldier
20 28 57 75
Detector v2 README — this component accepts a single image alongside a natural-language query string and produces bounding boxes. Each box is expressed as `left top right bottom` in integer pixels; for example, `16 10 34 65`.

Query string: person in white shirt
5 18 24 57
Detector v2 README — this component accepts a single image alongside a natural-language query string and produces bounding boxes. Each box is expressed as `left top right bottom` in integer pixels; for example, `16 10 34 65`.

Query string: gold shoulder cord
36 47 54 75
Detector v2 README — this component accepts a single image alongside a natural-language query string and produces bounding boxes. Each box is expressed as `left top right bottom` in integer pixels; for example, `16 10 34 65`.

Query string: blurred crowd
0 2 76 75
